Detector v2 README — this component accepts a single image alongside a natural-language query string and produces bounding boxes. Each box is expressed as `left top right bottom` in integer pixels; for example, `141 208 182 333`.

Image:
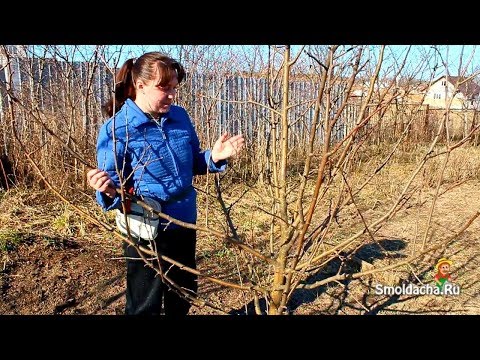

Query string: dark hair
103 52 186 117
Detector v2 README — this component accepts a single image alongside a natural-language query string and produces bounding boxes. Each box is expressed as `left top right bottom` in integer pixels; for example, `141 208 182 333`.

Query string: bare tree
2 44 480 315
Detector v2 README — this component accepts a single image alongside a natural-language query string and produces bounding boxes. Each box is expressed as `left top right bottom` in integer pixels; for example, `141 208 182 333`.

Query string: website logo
374 257 460 296
434 258 456 291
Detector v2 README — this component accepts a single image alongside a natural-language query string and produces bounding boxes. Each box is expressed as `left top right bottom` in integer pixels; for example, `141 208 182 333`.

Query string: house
423 75 480 110
348 77 427 106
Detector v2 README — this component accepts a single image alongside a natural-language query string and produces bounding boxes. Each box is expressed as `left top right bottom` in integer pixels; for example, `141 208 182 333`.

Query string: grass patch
0 229 24 253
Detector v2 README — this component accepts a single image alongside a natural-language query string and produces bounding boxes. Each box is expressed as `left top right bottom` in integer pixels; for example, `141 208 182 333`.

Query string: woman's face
139 75 179 115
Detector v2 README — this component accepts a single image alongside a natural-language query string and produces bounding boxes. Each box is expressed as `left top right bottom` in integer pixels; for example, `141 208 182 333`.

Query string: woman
87 52 244 315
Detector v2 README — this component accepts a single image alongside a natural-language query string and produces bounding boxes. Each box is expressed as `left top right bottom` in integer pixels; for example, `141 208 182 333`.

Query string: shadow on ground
229 238 407 315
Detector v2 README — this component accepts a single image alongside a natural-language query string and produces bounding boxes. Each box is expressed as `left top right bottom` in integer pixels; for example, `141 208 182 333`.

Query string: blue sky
25 45 480 80
118 45 480 75
388 45 480 77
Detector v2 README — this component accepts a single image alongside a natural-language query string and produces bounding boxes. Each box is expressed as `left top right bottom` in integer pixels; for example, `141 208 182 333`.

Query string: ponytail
102 58 136 117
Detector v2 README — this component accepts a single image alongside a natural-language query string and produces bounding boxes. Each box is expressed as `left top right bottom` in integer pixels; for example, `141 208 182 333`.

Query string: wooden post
424 104 430 141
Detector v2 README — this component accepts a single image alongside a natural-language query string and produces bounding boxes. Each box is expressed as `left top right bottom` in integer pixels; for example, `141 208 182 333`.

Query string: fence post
424 104 430 141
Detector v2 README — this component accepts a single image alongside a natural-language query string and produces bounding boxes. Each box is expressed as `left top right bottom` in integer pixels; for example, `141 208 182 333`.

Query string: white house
423 75 480 110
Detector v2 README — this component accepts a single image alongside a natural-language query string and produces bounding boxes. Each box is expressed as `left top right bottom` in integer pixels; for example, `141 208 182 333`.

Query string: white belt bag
115 197 162 241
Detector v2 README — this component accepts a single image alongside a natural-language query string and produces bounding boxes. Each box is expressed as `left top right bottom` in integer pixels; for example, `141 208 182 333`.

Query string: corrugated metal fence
2 54 471 154
0 56 350 149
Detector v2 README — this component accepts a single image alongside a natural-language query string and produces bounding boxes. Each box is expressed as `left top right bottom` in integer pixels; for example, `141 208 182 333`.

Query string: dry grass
1 144 480 314
0 188 120 256
192 144 480 314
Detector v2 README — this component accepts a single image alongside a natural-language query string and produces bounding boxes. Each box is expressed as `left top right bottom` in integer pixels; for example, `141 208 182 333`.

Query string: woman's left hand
211 133 245 162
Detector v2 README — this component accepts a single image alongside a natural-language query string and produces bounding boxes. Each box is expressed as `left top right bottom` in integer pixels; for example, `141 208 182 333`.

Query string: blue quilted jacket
95 98 226 228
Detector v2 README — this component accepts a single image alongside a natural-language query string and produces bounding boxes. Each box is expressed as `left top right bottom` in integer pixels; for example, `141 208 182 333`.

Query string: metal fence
2 53 478 190
0 55 351 149
3 53 470 154
0 56 113 117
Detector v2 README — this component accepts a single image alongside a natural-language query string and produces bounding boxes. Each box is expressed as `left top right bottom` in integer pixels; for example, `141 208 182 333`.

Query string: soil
1 180 479 315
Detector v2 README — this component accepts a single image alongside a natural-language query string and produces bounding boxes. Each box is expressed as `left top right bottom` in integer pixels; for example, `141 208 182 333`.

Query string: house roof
435 75 480 98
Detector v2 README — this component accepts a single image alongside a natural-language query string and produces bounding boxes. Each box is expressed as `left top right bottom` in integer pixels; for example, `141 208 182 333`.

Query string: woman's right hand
87 169 116 198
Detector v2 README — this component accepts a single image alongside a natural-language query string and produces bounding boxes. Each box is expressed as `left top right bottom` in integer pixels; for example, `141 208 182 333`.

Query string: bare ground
1 180 479 315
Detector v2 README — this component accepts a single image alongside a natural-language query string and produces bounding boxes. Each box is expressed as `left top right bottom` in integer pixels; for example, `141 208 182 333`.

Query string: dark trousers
123 228 197 316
